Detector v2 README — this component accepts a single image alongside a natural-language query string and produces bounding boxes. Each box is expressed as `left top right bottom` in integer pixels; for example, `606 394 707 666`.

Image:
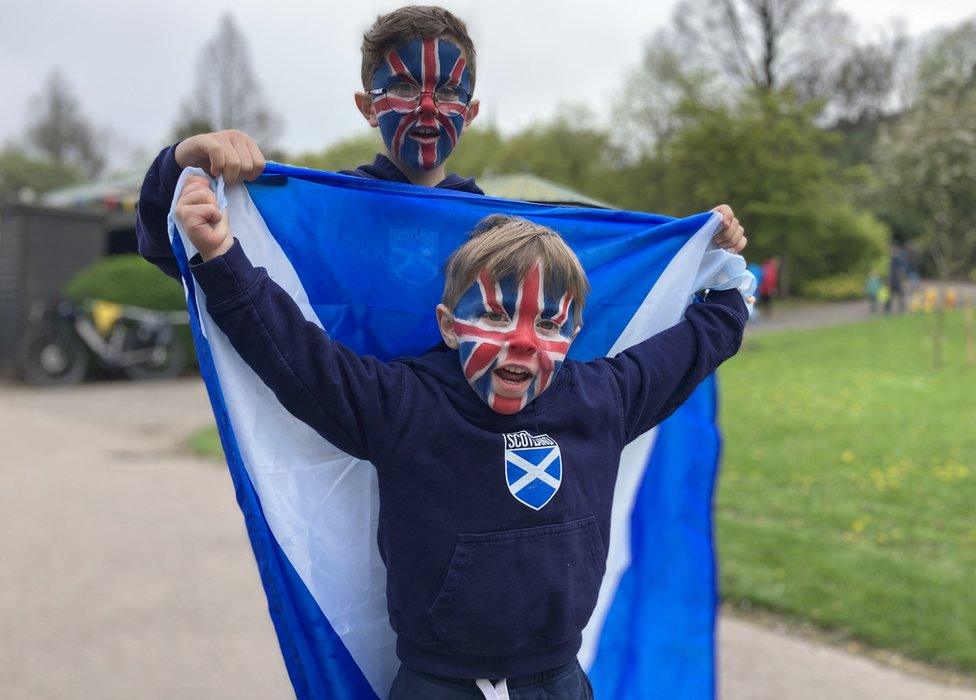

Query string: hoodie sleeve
135 145 184 279
191 239 406 461
590 289 747 444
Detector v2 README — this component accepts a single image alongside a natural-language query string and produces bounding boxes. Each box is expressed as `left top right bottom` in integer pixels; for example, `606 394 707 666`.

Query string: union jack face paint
451 262 576 415
370 37 471 171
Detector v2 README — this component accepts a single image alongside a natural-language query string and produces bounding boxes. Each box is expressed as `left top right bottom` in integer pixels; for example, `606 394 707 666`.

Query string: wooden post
965 305 975 367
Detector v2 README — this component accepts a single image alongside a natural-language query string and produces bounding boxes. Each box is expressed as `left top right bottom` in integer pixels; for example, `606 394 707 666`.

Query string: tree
877 21 976 281
25 71 106 178
0 145 84 201
672 0 852 101
660 91 887 294
174 14 283 147
615 30 717 161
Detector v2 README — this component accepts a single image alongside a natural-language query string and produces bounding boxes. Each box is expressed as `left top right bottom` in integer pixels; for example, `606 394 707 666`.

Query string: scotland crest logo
503 431 562 510
390 227 438 284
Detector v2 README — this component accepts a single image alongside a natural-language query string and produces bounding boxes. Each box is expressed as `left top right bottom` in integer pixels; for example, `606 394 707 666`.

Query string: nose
505 330 538 357
418 91 438 116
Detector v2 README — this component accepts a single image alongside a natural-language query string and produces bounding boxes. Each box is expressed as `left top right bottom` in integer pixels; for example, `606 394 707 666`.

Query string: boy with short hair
135 6 746 279
173 173 748 697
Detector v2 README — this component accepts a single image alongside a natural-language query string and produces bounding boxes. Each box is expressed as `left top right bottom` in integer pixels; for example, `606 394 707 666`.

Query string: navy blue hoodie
190 240 747 679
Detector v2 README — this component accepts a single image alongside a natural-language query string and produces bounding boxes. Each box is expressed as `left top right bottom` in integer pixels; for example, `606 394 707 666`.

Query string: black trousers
388 659 594 699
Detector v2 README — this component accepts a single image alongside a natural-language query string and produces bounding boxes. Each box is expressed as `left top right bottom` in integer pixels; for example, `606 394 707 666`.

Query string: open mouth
493 364 534 387
410 125 440 141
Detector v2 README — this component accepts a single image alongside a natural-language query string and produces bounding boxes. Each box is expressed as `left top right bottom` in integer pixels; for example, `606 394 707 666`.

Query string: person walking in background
886 243 910 314
866 272 883 314
759 257 780 316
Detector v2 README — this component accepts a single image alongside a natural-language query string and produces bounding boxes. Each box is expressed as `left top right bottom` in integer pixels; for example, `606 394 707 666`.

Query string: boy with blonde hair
174 173 748 698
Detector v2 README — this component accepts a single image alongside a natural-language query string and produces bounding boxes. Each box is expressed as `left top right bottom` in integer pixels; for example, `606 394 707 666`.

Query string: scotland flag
168 163 752 699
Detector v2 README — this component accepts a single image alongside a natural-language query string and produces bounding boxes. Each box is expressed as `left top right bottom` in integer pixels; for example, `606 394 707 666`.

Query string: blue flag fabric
168 163 752 699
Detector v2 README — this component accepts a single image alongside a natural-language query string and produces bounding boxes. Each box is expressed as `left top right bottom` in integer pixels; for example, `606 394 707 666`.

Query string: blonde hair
442 215 590 327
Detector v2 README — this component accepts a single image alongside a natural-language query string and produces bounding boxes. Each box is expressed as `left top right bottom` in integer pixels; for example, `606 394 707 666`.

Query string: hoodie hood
341 155 484 194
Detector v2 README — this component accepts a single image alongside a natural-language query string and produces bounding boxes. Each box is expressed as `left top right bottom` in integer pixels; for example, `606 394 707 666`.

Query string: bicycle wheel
14 323 90 386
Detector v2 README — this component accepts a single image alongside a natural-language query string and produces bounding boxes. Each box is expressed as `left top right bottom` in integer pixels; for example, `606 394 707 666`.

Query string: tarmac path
1 377 974 699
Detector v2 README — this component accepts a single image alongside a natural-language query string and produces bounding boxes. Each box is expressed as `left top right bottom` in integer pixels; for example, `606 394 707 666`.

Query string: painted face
451 262 577 415
370 37 471 171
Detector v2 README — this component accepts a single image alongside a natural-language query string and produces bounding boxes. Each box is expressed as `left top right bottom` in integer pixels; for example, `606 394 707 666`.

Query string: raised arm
176 176 404 461
137 131 266 279
590 290 747 444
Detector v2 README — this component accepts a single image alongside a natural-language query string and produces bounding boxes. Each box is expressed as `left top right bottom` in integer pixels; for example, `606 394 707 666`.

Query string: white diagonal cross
507 449 560 493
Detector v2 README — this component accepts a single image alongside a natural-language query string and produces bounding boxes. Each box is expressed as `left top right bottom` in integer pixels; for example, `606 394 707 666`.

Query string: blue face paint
369 37 471 171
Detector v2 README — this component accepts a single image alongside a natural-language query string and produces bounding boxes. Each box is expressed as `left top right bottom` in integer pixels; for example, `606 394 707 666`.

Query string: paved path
1 378 974 699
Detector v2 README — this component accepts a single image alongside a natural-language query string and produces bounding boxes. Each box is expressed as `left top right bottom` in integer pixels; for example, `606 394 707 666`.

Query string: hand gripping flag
168 163 753 700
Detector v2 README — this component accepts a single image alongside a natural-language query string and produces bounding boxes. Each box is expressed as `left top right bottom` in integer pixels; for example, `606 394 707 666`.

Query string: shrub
797 273 867 301
64 254 186 310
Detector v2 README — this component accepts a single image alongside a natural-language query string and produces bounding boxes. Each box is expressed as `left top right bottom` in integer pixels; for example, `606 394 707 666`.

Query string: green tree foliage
653 92 887 293
877 21 976 280
0 145 84 200
292 133 379 171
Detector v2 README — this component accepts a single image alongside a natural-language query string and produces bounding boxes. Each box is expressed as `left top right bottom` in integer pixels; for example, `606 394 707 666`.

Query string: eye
483 311 507 323
387 82 420 99
435 85 461 102
537 319 561 333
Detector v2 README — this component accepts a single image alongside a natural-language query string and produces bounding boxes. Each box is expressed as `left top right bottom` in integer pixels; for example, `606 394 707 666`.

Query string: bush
64 254 196 370
64 254 186 310
797 273 867 301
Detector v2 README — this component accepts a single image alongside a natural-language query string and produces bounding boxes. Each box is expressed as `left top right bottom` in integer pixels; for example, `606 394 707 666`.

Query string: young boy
174 173 748 698
135 6 747 280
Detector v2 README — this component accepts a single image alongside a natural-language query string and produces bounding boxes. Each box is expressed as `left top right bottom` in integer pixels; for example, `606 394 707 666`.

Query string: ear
436 303 460 349
354 91 380 128
463 98 480 129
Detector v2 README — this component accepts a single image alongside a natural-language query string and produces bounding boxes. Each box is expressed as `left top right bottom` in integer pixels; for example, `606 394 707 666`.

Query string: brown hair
442 215 590 328
361 6 477 90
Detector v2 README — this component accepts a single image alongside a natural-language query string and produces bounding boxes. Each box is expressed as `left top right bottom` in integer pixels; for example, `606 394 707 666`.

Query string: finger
733 236 748 253
180 188 217 207
714 218 740 244
205 140 226 178
178 180 210 204
243 138 266 181
230 138 253 184
180 203 221 224
712 204 733 226
222 143 242 184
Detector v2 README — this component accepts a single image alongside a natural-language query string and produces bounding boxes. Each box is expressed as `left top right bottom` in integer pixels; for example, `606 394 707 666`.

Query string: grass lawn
718 310 976 673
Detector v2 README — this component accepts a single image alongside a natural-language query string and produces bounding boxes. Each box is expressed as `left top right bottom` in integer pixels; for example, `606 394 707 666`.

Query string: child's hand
711 204 747 254
174 175 233 261
174 129 266 184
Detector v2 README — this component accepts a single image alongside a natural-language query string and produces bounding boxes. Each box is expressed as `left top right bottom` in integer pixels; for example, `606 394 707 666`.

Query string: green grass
718 310 976 672
188 424 223 458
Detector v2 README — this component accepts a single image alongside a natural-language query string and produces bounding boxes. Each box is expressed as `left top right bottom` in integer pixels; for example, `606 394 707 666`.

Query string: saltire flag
167 163 752 699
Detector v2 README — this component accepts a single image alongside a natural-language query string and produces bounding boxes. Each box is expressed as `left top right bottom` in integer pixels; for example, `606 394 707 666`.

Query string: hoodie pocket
425 516 606 653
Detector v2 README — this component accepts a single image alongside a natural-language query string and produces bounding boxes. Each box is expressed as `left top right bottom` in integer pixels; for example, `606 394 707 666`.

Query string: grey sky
1 0 973 164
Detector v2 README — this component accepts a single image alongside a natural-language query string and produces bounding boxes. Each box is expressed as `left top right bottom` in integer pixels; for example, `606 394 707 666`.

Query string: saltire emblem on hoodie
504 430 562 510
